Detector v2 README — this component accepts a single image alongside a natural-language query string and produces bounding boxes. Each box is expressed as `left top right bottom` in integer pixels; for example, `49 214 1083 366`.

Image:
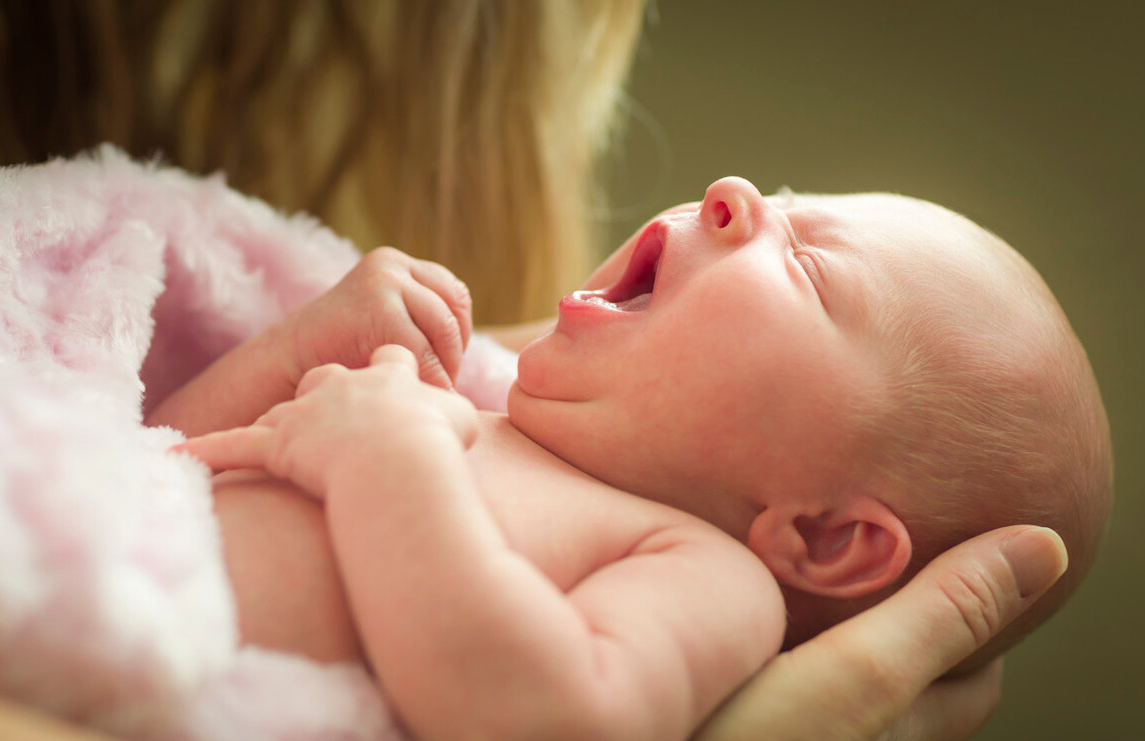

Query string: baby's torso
212 412 706 664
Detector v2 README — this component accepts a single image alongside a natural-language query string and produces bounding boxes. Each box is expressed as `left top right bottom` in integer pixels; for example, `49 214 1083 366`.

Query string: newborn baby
172 177 1112 741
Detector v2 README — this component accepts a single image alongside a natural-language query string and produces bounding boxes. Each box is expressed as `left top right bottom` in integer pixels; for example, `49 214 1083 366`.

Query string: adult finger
837 525 1066 697
877 660 1003 741
401 280 464 388
692 525 1067 741
408 257 473 349
171 427 272 472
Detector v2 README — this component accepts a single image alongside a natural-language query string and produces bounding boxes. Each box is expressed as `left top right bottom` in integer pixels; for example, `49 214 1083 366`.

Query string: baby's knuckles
355 247 411 297
292 363 469 474
288 247 469 388
365 248 472 341
295 362 348 397
284 248 415 373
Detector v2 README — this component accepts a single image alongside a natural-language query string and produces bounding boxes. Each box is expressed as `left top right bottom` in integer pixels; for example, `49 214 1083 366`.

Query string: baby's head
509 177 1112 664
758 186 1113 666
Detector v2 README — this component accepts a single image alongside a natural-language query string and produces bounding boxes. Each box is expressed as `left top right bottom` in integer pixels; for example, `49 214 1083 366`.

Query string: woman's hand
692 525 1068 741
284 247 473 391
174 345 478 497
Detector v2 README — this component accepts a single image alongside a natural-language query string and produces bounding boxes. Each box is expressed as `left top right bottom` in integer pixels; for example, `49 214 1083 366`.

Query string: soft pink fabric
453 334 518 414
0 147 512 740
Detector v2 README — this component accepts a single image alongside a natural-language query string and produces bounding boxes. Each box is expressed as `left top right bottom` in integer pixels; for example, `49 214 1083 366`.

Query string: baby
172 177 1112 741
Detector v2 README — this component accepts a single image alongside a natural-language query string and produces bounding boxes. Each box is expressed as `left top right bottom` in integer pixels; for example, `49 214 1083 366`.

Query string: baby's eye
791 248 827 310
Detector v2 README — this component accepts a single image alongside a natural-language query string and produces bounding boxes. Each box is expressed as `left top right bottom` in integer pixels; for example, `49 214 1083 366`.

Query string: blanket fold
0 146 424 740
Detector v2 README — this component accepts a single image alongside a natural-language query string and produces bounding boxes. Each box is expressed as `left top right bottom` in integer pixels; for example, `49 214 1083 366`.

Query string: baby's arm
338 444 781 740
178 346 784 741
146 248 471 436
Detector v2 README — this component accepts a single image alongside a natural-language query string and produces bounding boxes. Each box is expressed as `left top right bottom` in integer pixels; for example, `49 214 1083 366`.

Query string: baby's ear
747 497 912 599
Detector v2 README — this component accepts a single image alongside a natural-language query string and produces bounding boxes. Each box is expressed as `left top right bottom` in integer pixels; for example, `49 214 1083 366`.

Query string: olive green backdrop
604 2 1144 739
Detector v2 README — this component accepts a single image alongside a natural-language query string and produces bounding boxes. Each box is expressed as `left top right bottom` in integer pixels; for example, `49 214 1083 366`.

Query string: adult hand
284 247 472 390
692 525 1068 741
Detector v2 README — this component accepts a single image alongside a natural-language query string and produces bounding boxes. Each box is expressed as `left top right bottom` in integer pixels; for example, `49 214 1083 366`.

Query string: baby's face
509 177 1015 532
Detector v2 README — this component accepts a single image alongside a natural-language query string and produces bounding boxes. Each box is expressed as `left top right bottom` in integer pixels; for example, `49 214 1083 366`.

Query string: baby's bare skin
212 413 770 669
174 175 1106 741
212 469 362 663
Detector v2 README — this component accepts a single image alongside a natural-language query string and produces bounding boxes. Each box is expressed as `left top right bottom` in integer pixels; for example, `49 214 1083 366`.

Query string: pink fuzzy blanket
0 147 516 740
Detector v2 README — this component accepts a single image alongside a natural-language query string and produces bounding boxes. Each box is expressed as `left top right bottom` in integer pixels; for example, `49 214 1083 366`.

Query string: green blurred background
603 2 1144 739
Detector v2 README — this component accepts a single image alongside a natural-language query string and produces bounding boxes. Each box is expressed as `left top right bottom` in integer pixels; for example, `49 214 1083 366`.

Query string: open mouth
570 224 664 312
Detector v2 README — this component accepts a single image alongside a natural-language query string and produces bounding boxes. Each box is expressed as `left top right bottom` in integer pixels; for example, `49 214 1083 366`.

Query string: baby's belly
211 470 364 664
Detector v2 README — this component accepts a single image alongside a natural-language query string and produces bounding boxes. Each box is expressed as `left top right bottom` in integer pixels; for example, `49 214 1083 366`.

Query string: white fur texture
0 146 473 740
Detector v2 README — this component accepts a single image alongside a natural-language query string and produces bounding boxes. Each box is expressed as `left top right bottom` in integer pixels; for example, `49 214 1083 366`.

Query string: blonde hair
0 0 646 324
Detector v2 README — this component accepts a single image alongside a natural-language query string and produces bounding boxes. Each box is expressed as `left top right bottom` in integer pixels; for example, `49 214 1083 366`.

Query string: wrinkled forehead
789 193 1056 363
796 195 1048 353
780 192 1019 307
774 192 981 260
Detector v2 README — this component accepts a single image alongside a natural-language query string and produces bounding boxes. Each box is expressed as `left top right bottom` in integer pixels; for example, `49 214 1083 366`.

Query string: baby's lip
571 221 664 312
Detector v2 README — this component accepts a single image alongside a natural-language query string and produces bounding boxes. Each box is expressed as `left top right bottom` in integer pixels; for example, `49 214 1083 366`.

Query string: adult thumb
861 525 1067 681
693 525 1067 741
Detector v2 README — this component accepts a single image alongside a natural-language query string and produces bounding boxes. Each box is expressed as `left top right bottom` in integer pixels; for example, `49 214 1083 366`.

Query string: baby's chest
467 447 669 593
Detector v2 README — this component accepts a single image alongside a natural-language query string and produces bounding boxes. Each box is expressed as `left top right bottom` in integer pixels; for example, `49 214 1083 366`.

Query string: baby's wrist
261 314 309 390
324 424 467 498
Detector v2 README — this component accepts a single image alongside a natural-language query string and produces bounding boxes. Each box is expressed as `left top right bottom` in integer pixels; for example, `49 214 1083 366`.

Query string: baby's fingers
370 345 478 446
409 257 473 349
402 281 465 389
172 427 273 472
369 343 421 372
296 363 350 398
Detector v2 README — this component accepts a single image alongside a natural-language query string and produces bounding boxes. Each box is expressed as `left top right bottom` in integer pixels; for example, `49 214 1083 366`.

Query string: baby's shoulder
468 414 752 588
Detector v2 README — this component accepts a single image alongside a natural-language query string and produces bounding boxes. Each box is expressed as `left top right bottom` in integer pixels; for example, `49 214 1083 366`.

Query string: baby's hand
174 345 479 498
284 247 472 391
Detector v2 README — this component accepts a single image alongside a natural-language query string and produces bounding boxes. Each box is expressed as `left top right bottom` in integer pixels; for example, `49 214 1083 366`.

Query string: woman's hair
0 0 645 323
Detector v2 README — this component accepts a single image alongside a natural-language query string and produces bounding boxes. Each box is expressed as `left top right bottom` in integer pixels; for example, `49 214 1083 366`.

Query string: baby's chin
508 327 593 407
503 375 563 438
509 339 548 405
503 379 527 422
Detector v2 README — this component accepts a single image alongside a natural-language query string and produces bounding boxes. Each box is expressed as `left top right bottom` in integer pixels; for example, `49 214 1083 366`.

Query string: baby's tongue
614 292 652 312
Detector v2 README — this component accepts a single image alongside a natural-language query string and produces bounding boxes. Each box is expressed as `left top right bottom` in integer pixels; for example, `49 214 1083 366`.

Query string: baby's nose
699 176 767 244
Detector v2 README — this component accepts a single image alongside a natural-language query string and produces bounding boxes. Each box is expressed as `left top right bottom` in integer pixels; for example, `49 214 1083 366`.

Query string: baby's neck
470 411 758 545
468 411 597 482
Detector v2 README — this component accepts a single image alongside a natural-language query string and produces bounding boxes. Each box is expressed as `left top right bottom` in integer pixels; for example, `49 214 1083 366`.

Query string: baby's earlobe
747 499 912 599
